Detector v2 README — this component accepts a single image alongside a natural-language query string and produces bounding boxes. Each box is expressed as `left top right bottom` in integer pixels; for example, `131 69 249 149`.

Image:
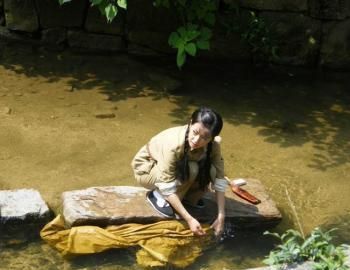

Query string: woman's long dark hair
178 107 223 190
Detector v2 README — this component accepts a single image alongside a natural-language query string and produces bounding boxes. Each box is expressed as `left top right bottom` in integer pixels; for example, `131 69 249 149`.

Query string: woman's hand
165 193 206 236
210 215 225 236
188 217 206 236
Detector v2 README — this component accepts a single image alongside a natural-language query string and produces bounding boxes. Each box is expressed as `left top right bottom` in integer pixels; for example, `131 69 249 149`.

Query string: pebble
1 106 12 115
94 111 116 119
64 85 74 92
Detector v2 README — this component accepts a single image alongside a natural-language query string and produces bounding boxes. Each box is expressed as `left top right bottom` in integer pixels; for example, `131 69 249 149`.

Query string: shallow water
1 42 350 269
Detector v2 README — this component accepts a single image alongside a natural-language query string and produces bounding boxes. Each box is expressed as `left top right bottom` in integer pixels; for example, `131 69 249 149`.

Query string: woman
131 107 228 236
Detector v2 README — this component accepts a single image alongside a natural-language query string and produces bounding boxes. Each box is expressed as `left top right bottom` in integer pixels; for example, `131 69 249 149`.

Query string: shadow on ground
1 41 350 171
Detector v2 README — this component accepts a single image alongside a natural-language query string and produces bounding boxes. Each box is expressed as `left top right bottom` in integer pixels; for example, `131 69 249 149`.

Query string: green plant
59 0 216 68
154 0 218 69
241 11 278 64
264 228 349 270
168 24 211 68
220 4 278 64
58 0 127 22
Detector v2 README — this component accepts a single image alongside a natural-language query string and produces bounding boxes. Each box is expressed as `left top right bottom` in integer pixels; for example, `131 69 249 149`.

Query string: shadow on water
1 42 349 172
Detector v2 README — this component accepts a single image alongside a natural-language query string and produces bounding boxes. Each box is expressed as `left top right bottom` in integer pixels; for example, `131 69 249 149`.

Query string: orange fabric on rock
40 215 214 268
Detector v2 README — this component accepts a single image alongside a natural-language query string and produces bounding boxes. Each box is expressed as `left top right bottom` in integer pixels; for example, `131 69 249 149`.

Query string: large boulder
0 189 52 245
320 19 350 69
85 6 125 36
3 0 39 32
35 0 87 29
309 0 350 20
67 30 125 52
62 179 281 229
239 0 308 11
127 0 179 53
259 12 321 66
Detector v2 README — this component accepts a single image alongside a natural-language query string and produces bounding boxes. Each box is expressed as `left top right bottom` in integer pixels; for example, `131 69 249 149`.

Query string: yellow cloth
40 215 214 268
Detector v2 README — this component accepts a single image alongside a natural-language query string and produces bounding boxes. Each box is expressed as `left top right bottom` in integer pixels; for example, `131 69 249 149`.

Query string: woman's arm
165 193 206 236
210 190 225 236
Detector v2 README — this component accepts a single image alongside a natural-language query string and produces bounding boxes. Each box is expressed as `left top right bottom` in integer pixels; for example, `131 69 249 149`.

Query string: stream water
1 42 350 269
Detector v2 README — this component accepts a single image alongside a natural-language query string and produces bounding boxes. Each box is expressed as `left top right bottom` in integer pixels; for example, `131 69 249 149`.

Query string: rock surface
260 12 321 66
85 7 125 36
35 0 87 28
320 19 350 69
309 0 350 20
239 0 308 11
0 189 52 245
62 179 281 228
0 189 51 223
67 30 125 52
4 0 39 32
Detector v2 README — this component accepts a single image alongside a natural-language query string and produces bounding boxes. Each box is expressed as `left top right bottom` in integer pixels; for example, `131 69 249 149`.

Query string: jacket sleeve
211 137 228 192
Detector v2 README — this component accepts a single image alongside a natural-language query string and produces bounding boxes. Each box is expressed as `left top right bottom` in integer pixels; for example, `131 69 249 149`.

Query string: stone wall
0 0 349 69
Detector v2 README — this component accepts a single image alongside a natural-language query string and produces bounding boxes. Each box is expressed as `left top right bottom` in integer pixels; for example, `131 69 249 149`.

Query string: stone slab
0 188 50 223
67 30 125 52
35 0 87 28
320 19 350 69
62 179 281 228
85 6 124 35
239 0 308 11
127 0 179 53
259 12 321 66
4 0 39 32
0 188 52 245
309 0 350 20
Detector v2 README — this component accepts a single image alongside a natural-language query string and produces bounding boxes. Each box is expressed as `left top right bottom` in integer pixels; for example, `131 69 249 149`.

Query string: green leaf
58 0 72 4
204 13 216 26
117 0 127 9
177 27 187 37
196 40 209 50
105 4 118 22
91 0 104 5
200 27 212 40
186 30 200 41
176 50 186 69
185 42 196 56
168 32 180 47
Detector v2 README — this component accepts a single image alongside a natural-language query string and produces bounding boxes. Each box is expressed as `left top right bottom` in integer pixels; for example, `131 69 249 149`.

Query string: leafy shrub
264 228 349 270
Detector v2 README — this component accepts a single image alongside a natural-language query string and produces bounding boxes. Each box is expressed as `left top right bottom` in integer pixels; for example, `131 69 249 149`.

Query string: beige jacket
131 125 225 185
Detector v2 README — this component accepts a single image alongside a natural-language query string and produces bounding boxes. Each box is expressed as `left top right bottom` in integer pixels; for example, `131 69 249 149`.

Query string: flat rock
62 179 281 228
0 189 52 245
0 189 51 223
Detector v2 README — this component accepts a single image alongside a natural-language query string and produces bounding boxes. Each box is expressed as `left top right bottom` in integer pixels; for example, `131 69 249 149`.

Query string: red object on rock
230 185 261 205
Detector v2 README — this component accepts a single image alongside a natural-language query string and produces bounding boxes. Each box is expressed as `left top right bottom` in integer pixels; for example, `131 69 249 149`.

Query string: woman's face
188 122 212 150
